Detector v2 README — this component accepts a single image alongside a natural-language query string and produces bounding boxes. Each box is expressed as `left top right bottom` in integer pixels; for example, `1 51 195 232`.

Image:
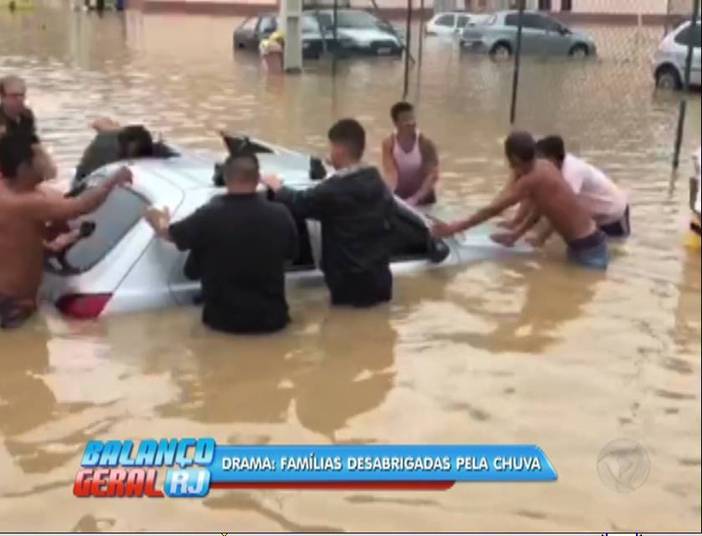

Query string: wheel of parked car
569 44 590 59
656 65 683 91
489 42 512 61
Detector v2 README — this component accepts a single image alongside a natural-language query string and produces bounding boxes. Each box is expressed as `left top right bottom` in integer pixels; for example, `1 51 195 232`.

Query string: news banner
72 438 561 497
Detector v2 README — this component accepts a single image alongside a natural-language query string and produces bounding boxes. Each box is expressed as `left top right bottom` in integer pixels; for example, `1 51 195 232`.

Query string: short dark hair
505 131 536 163
224 153 260 183
391 101 414 123
328 119 366 160
118 125 154 159
0 134 34 179
536 135 566 164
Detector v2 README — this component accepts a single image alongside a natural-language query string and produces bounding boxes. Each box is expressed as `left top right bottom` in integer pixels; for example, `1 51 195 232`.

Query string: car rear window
675 23 702 48
47 184 148 275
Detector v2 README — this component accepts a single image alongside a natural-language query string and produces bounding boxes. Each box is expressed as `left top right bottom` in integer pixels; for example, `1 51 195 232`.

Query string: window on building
561 0 572 12
538 0 552 11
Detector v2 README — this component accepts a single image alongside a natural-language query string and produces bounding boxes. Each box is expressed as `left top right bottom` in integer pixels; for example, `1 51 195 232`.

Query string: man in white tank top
381 102 439 207
529 135 631 246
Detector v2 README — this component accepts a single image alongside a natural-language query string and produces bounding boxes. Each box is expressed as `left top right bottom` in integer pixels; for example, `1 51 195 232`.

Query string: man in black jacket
263 119 395 308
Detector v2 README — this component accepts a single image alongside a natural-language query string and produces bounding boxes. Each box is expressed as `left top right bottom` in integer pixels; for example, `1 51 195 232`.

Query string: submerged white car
41 136 530 319
425 12 490 37
654 19 701 90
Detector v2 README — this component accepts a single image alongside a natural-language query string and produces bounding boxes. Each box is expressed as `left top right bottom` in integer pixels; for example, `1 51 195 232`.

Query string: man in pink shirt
381 102 440 207
527 135 630 246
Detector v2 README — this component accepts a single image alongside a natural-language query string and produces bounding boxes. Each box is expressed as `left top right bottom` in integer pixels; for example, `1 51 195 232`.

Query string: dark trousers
327 267 393 308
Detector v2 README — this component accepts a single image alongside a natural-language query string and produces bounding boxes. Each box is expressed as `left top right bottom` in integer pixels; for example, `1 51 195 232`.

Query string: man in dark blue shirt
263 119 395 308
145 154 299 334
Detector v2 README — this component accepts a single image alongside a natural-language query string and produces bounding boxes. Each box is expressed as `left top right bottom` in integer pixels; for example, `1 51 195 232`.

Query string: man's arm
381 137 399 192
491 207 541 247
529 221 556 247
407 137 439 206
432 178 531 238
262 175 333 221
20 167 132 222
145 207 174 242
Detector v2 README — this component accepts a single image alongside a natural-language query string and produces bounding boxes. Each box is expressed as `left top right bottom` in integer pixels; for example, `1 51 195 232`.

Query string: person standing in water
0 75 57 181
432 131 609 271
381 102 440 207
0 135 132 329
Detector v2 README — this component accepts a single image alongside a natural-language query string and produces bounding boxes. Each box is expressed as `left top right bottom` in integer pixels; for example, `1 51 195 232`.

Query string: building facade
140 0 699 22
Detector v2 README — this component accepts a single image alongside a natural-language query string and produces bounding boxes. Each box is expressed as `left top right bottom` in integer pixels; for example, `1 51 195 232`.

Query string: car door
456 14 470 36
433 13 456 36
539 15 571 55
236 17 261 50
504 13 542 55
256 15 278 45
520 13 550 55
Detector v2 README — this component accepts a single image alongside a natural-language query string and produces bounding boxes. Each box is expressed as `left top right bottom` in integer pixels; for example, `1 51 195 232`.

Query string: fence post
509 0 525 125
403 0 413 100
673 0 701 169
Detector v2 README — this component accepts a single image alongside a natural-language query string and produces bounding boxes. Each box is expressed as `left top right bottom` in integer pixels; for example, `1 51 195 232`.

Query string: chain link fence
423 0 702 166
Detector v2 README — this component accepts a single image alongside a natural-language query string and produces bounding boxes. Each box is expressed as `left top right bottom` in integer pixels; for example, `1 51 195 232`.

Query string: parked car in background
653 20 701 90
313 9 404 56
234 10 403 59
425 12 490 37
234 13 338 59
460 10 596 60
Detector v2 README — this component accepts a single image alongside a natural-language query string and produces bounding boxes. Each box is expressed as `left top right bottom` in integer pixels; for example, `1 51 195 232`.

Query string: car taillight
56 293 112 319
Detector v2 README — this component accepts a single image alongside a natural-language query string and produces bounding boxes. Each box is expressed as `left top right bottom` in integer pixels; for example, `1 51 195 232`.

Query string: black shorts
0 294 36 330
599 206 631 238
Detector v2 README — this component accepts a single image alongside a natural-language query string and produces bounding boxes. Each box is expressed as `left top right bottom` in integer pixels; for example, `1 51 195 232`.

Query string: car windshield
318 11 382 30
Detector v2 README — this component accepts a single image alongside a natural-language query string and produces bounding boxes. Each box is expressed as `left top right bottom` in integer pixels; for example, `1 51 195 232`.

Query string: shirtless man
0 135 132 329
431 131 609 270
381 102 439 207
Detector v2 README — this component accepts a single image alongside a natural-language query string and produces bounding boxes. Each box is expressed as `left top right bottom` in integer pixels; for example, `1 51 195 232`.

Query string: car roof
126 147 316 196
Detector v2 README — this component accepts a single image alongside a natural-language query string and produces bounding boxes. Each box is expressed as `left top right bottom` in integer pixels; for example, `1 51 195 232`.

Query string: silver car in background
425 12 491 37
460 10 597 60
653 20 701 90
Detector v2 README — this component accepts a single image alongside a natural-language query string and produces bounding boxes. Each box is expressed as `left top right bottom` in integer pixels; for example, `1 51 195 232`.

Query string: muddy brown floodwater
1 6 701 532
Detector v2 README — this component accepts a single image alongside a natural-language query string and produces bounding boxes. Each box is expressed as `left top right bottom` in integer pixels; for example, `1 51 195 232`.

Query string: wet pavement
0 6 700 531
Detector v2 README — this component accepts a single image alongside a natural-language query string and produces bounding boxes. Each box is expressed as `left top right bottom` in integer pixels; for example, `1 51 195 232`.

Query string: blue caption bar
209 445 557 483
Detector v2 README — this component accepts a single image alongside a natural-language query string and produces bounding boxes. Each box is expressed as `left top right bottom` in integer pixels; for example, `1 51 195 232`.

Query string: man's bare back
520 159 596 243
431 131 608 270
0 185 49 302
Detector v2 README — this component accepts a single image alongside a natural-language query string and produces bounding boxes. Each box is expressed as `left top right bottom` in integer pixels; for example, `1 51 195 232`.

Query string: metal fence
394 0 701 168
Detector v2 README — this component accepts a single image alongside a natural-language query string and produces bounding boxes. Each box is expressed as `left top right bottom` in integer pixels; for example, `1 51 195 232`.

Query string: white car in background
425 12 490 37
654 19 701 90
41 136 531 319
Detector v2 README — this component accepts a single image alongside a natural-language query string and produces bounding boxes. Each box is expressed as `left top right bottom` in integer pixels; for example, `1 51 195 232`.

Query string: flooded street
1 6 701 531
